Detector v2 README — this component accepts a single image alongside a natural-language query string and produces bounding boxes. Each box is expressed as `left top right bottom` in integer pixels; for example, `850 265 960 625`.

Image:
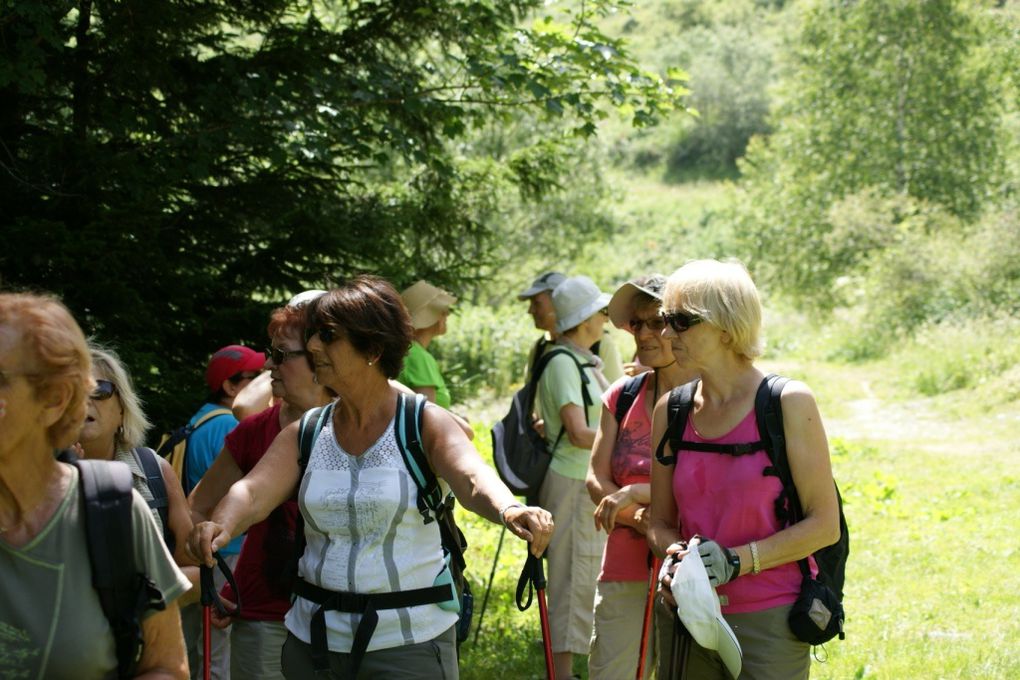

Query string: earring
367 359 374 366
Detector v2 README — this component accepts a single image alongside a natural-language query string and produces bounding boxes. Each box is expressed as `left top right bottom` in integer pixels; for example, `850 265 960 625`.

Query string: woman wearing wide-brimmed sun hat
585 274 696 679
398 280 474 438
533 274 613 679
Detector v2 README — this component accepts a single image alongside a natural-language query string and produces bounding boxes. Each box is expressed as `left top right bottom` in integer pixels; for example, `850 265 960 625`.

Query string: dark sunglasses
630 316 667 333
90 379 117 401
266 346 309 365
660 310 704 334
228 371 260 384
304 325 337 345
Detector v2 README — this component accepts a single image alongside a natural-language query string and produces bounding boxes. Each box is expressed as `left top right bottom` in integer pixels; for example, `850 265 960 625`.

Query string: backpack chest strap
672 439 768 456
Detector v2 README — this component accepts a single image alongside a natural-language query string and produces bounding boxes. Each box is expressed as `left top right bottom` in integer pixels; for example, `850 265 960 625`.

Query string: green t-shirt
399 341 452 408
0 464 191 679
536 344 605 480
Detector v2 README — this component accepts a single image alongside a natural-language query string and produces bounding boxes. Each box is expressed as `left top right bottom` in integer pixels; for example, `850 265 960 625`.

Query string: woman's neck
0 440 67 537
80 437 117 461
413 329 435 349
698 358 762 406
280 387 332 427
562 326 598 353
335 374 394 429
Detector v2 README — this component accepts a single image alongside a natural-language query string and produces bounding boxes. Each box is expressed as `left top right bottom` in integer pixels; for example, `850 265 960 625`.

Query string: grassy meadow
449 346 1020 679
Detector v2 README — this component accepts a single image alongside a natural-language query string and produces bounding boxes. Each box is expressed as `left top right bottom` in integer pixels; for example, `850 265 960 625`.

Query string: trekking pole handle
199 551 242 617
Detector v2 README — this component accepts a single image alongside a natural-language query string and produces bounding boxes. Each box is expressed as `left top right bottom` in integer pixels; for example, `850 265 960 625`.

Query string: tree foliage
732 0 1006 307
0 0 682 427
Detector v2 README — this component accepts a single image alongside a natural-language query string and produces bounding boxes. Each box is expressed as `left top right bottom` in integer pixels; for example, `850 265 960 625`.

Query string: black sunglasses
227 371 260 384
660 310 704 334
266 346 309 365
304 325 337 345
630 316 667 333
90 379 117 401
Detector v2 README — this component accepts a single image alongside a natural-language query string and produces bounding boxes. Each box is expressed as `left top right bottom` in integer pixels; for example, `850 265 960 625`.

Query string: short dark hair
306 275 412 379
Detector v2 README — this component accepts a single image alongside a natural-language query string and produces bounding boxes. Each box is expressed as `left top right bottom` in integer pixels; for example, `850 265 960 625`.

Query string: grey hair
88 343 152 450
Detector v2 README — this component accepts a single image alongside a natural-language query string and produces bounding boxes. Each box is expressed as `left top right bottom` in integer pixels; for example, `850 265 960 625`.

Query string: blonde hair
663 259 763 360
0 292 93 448
89 343 152 450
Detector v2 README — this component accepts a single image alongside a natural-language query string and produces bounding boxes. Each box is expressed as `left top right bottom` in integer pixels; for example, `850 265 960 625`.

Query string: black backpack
131 446 174 555
655 374 849 639
491 346 592 502
59 452 164 678
295 394 473 644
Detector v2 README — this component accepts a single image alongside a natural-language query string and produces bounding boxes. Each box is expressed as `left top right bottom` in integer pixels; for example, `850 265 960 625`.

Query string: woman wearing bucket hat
398 281 474 439
534 275 611 679
585 274 696 679
648 260 840 680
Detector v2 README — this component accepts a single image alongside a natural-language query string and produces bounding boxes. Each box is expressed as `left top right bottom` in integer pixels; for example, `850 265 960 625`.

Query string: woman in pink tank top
585 274 696 679
646 260 841 680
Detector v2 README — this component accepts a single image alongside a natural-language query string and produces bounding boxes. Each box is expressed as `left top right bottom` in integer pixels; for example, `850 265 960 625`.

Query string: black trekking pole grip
200 551 242 618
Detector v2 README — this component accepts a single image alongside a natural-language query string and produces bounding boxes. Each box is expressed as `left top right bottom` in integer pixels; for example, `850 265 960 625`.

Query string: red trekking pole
516 551 555 680
200 552 241 680
635 557 661 680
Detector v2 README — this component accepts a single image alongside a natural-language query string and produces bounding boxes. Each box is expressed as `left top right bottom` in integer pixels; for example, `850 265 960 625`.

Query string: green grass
450 353 1020 679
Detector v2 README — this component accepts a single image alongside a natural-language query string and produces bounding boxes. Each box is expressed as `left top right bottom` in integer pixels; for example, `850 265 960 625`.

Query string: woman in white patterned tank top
188 275 554 680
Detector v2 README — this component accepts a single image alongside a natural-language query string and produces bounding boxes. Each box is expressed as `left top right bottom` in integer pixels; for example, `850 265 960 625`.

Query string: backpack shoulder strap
194 407 233 430
533 347 595 451
297 403 332 471
755 374 797 513
394 393 444 523
654 379 699 466
132 447 172 552
614 372 649 425
75 457 145 677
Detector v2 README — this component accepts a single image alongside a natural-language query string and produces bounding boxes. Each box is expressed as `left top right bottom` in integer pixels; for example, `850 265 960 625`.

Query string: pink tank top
598 377 653 582
673 408 811 613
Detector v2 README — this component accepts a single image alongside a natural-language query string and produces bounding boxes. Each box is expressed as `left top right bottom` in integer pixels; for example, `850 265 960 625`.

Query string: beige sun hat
401 280 457 329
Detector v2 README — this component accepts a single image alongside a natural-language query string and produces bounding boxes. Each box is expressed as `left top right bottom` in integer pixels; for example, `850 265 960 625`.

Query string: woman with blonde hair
0 292 190 679
648 260 840 679
79 343 194 564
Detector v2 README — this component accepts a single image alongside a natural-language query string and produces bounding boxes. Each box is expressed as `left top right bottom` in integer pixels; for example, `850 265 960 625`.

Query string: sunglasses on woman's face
266 346 309 365
303 325 337 345
90 379 117 401
659 310 704 334
629 316 667 334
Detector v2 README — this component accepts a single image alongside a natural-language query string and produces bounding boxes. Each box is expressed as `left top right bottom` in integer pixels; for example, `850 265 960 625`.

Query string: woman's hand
503 505 555 557
186 521 231 568
657 540 692 608
592 485 636 533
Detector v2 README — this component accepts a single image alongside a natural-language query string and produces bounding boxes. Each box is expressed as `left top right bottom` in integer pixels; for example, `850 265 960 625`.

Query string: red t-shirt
220 403 300 620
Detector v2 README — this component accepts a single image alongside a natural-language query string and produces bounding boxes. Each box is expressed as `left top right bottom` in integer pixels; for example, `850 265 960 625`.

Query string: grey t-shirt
0 464 190 679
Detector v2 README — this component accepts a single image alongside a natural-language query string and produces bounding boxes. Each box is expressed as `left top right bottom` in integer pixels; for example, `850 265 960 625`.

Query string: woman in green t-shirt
398 280 474 439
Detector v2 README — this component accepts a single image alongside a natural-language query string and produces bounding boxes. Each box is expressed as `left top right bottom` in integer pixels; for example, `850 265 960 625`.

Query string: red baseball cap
205 345 266 391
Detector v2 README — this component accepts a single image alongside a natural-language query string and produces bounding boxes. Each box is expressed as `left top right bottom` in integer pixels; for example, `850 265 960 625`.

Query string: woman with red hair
0 292 190 679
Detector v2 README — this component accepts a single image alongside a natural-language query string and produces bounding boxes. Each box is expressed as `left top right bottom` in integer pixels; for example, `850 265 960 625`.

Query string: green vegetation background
2 0 1018 677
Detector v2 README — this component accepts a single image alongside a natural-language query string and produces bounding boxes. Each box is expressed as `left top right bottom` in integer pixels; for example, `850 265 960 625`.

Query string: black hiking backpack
491 345 593 502
655 374 849 640
295 393 473 644
58 451 164 678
